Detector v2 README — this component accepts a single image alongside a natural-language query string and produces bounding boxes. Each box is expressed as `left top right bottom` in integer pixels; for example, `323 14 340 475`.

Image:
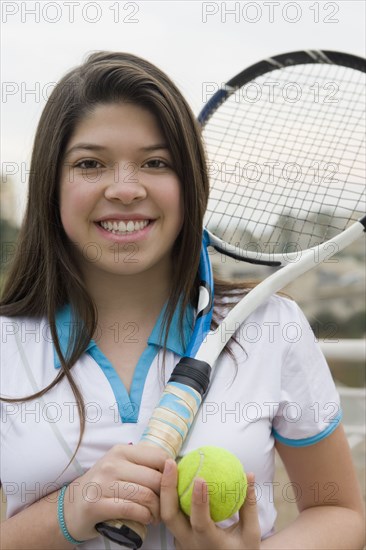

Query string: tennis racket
96 50 365 548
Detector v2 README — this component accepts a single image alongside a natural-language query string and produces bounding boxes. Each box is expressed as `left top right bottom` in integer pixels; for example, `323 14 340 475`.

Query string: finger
160 459 189 538
125 463 163 494
107 481 161 524
239 473 261 538
129 443 169 471
189 478 215 534
113 443 169 472
102 456 163 494
104 498 154 526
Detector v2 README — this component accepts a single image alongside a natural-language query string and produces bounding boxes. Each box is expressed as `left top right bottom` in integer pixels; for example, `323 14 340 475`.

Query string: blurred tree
0 217 19 273
0 175 20 289
310 310 366 340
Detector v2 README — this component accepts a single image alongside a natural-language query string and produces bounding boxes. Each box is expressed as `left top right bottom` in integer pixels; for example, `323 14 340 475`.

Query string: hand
62 444 167 541
160 459 261 550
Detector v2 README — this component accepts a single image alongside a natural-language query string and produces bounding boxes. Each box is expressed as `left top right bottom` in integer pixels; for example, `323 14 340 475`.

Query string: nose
104 162 147 204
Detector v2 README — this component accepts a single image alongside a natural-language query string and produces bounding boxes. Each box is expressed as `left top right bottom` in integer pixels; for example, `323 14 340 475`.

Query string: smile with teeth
99 220 150 234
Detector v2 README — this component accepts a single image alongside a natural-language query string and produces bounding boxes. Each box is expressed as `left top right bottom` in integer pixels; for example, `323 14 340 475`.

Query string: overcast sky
1 0 365 223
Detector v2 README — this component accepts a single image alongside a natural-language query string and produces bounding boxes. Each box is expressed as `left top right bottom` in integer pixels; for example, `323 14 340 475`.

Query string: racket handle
95 357 211 548
95 519 146 549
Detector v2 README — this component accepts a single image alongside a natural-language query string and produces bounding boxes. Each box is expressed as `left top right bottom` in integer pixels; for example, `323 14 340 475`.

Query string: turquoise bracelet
57 484 85 545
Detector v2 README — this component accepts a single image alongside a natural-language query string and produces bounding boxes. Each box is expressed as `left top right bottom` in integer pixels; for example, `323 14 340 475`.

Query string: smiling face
59 102 183 280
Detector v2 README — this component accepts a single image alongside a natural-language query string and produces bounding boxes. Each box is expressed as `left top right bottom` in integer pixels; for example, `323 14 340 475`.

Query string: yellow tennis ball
177 446 247 522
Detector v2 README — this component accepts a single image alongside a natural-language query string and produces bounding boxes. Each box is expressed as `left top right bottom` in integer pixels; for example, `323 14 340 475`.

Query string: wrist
57 485 86 545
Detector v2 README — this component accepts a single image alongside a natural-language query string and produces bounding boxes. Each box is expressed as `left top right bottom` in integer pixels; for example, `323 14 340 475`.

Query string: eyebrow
64 143 169 156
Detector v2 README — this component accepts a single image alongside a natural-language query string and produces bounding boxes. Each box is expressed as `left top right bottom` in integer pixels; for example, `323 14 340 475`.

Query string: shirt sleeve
271 301 342 446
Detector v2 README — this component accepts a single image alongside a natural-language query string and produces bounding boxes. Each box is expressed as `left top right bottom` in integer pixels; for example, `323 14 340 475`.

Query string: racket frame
196 217 366 366
199 49 366 267
198 50 366 125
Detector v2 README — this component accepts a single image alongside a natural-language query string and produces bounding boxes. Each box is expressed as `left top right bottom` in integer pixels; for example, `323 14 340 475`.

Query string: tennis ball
177 446 247 522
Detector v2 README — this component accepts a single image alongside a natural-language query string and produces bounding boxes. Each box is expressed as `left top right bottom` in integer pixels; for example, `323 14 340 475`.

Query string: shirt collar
147 300 194 355
53 301 194 369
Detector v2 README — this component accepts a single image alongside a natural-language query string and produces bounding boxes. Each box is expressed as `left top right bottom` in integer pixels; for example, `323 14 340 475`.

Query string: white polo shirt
0 295 341 549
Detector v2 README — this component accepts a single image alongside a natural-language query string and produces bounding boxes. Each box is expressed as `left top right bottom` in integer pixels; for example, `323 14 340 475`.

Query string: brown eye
143 159 168 169
76 160 102 169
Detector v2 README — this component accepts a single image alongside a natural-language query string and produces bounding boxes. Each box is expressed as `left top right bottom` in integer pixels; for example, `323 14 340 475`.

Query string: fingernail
164 459 173 474
194 478 206 496
247 472 255 485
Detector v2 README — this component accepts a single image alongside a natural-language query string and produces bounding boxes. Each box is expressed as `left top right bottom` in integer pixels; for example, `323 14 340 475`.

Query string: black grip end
168 357 211 396
95 522 143 549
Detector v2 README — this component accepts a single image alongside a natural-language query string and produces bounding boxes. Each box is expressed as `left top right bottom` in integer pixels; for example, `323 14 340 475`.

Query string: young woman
0 52 364 550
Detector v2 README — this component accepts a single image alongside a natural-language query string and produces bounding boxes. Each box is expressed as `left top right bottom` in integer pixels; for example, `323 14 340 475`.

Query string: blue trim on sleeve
272 410 343 447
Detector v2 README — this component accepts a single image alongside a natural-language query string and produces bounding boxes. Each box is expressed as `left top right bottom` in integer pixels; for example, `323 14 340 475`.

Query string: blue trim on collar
53 305 94 369
147 301 194 356
53 302 194 369
85 343 160 423
52 302 194 423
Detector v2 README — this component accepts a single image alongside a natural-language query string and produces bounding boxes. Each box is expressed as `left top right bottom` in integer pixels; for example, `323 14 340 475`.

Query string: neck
81 262 173 323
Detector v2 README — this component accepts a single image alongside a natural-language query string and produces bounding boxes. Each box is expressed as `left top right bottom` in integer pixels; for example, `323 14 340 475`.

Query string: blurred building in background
211 235 366 342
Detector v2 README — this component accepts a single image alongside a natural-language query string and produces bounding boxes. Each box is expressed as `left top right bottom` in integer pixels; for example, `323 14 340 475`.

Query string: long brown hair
0 51 248 455
0 52 213 443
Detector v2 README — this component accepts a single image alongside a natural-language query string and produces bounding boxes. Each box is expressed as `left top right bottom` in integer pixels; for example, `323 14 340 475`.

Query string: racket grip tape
95 357 211 548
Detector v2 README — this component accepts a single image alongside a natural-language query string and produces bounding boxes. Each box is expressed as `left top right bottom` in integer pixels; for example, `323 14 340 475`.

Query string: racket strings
295 64 346 234
203 63 366 253
259 67 320 243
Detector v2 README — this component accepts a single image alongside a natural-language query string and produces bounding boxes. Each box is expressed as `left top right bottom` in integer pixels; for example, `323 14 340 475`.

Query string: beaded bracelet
57 484 86 545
